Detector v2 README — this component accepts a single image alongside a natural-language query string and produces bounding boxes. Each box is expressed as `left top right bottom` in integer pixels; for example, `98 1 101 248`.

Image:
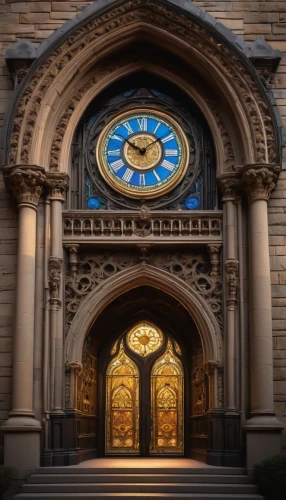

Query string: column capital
46 172 69 201
241 163 280 203
217 172 241 201
4 165 46 208
65 361 82 376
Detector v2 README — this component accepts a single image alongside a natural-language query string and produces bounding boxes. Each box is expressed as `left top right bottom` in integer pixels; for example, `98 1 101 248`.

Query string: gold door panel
106 340 139 454
150 339 184 454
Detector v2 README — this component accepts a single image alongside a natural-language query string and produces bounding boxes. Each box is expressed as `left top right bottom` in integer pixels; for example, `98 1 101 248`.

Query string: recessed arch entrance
71 284 215 459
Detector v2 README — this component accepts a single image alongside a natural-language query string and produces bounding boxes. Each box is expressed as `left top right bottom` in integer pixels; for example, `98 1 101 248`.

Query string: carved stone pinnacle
242 164 279 203
225 258 239 310
48 256 63 306
46 172 69 201
6 165 46 207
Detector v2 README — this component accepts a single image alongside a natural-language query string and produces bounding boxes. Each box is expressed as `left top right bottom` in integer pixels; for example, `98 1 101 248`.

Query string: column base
244 413 284 471
1 416 42 472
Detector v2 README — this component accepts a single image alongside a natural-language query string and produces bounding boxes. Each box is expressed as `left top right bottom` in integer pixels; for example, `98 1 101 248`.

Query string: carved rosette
46 172 69 201
48 256 63 308
217 172 241 201
207 245 221 277
225 259 239 310
5 165 46 208
242 164 279 203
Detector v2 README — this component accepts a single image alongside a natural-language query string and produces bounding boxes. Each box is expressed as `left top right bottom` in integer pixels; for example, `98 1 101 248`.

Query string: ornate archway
1 0 283 473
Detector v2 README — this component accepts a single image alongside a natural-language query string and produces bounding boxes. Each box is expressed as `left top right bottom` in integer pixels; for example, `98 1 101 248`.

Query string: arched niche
1 0 282 178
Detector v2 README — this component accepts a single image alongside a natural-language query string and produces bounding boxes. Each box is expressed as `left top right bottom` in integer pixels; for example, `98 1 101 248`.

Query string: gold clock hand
145 136 161 150
117 133 145 154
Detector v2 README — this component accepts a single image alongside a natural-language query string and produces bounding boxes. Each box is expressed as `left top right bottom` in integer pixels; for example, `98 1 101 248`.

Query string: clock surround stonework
0 0 285 479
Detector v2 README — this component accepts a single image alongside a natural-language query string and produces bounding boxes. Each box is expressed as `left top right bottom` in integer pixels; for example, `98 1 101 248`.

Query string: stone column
218 173 240 412
46 173 69 415
217 173 241 466
46 173 69 465
2 165 46 471
242 164 283 469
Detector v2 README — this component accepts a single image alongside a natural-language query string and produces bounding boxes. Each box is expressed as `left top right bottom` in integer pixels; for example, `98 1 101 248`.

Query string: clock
96 107 189 199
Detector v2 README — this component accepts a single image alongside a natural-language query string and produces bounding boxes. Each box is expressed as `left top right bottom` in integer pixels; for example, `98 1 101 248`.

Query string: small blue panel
185 196 200 210
87 197 101 210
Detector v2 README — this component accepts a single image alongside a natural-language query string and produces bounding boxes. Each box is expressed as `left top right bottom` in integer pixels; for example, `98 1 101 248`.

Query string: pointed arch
1 0 282 180
65 263 223 367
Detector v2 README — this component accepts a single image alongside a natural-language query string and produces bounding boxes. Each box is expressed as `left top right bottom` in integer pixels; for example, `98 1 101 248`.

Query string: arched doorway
74 285 210 459
105 322 184 456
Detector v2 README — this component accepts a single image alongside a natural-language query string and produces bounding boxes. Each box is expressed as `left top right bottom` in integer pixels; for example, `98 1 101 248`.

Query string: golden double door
105 323 184 456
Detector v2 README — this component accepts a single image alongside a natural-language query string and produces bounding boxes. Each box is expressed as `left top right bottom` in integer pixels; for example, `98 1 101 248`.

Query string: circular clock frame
95 106 190 199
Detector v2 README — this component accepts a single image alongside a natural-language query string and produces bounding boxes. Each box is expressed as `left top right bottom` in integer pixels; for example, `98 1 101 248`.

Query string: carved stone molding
6 0 279 168
65 361 82 408
207 245 221 277
242 164 279 203
65 250 223 336
46 172 69 201
48 256 63 308
225 258 239 311
4 165 46 207
217 172 241 201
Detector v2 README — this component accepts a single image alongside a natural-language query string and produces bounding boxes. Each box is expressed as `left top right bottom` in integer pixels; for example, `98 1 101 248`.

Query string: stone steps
22 482 258 494
27 474 251 484
14 466 264 500
15 494 264 500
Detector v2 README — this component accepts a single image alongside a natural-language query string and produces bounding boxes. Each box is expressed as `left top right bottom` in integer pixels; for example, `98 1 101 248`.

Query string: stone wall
0 0 286 460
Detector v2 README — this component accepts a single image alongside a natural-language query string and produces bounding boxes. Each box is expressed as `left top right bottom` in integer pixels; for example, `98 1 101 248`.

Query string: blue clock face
96 108 189 199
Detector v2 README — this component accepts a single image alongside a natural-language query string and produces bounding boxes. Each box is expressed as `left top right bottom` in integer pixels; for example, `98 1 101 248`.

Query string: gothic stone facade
0 0 286 473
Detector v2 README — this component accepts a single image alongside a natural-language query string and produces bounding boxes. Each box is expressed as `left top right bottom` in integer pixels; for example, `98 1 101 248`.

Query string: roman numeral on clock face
161 159 175 171
153 122 161 134
111 134 123 142
161 133 174 144
153 170 161 182
123 122 134 134
165 149 178 156
110 159 124 172
122 168 134 182
108 149 121 156
139 174 145 186
137 117 147 131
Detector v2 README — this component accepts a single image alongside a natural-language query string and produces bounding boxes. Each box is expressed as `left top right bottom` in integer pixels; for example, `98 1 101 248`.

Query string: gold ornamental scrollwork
4 165 46 207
